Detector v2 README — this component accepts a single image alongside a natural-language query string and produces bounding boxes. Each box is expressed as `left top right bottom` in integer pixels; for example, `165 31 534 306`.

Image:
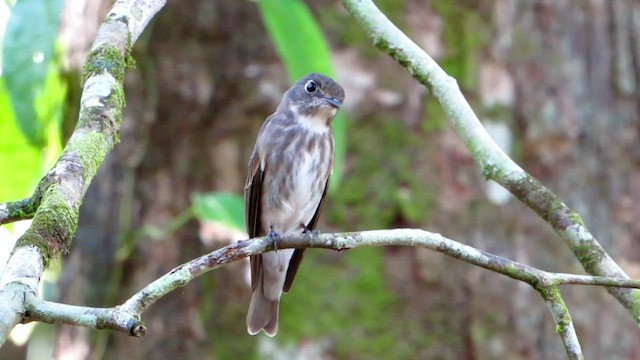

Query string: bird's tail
246 290 279 337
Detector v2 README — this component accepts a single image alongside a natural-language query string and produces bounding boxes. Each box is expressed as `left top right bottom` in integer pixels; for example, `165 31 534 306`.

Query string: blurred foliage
0 82 42 203
258 0 346 190
1 1 66 352
258 0 334 81
0 0 65 204
316 0 407 58
3 0 64 145
204 269 256 360
423 96 449 133
329 116 435 230
431 0 489 90
281 248 402 357
192 192 245 232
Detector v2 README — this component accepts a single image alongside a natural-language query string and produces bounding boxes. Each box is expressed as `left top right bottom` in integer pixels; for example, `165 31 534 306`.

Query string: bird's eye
305 80 318 94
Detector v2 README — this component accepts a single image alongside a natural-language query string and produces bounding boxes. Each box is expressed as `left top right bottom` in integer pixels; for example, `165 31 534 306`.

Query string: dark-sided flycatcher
244 73 345 336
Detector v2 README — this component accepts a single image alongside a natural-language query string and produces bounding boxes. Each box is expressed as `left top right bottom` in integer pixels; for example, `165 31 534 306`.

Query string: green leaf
258 0 333 79
191 192 245 232
0 80 42 203
3 0 64 145
258 0 346 190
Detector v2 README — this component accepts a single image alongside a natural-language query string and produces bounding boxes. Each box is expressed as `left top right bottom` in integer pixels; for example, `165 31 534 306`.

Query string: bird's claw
303 228 320 241
267 229 281 250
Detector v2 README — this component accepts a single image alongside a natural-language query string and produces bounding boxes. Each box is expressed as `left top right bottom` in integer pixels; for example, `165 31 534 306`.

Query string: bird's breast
261 129 334 234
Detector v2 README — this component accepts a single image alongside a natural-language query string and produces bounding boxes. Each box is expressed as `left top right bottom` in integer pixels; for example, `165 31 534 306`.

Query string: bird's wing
245 150 264 291
283 173 331 293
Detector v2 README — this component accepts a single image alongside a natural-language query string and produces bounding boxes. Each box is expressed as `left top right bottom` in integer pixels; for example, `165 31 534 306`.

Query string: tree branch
0 198 36 225
17 228 640 359
539 285 582 360
24 294 145 337
341 0 640 322
0 0 167 347
0 176 51 225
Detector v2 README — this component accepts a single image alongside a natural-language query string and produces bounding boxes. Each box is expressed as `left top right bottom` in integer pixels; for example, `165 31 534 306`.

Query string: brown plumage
244 73 345 336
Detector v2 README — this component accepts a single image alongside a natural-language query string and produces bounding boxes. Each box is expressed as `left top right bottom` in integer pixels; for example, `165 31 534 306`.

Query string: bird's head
280 73 345 126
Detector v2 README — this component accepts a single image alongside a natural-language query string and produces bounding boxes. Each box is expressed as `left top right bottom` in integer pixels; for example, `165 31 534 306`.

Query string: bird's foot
267 229 281 251
302 226 320 241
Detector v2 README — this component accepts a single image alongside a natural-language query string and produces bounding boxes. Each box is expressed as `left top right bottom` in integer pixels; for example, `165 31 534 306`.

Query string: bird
244 73 345 336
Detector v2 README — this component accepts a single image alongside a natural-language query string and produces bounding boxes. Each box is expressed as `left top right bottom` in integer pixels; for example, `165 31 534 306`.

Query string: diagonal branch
340 0 640 322
0 0 167 347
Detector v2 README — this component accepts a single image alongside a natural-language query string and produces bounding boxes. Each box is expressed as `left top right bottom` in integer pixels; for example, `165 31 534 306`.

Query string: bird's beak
323 97 342 109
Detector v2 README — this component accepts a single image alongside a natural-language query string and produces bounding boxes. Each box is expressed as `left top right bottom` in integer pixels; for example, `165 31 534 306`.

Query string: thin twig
538 285 583 360
0 198 36 225
24 294 145 337
0 172 53 225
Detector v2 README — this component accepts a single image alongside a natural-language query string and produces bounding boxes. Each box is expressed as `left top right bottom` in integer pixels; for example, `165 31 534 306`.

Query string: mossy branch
0 174 53 225
0 198 36 225
340 0 640 323
0 0 167 348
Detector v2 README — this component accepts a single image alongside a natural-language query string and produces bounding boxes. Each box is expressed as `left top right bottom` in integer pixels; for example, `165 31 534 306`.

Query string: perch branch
0 0 167 347
341 0 640 323
22 229 640 358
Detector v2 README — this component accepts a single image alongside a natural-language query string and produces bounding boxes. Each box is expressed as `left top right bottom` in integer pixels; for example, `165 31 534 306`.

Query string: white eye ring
305 80 318 94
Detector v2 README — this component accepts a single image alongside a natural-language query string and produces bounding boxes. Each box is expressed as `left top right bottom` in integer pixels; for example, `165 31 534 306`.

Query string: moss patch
15 186 79 264
66 131 110 182
83 45 128 84
503 174 575 231
570 238 606 274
